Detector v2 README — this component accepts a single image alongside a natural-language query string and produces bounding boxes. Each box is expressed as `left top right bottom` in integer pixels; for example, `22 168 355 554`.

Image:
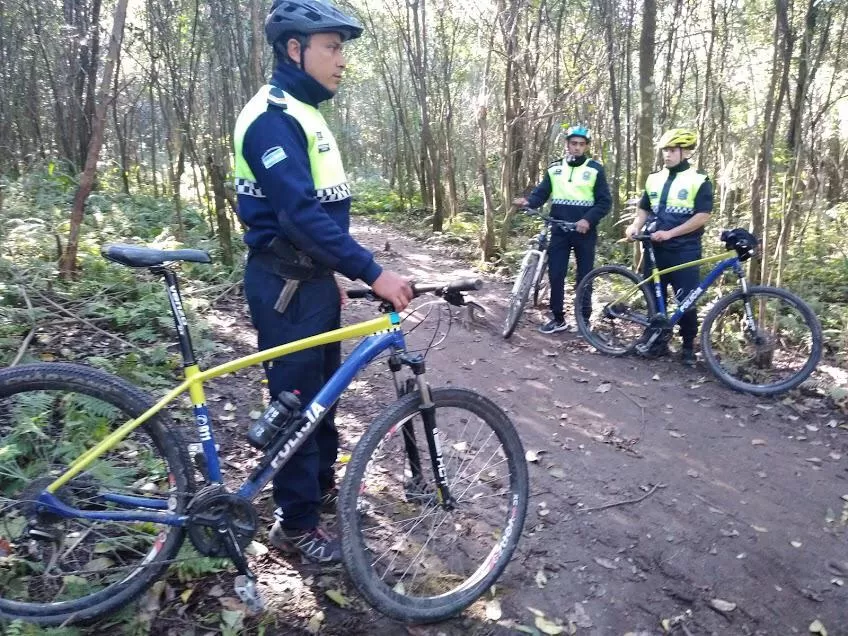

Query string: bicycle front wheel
502 254 538 338
575 265 655 355
700 286 822 395
0 363 192 626
339 388 528 623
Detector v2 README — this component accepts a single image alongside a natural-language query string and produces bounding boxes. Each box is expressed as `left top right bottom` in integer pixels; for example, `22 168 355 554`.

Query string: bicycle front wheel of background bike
502 254 539 338
339 388 529 623
0 363 192 626
575 265 655 355
533 254 549 307
700 286 823 396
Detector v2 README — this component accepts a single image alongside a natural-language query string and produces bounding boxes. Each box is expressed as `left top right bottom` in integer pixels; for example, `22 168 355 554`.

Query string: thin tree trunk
60 0 130 279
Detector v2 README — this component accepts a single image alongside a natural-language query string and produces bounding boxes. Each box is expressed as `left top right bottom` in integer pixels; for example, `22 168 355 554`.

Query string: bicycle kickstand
218 525 265 613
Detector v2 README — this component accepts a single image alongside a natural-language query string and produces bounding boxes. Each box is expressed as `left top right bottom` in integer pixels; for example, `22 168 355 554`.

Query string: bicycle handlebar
518 208 578 232
346 278 483 306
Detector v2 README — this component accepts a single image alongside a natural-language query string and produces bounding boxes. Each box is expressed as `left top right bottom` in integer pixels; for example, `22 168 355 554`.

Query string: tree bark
60 0 129 279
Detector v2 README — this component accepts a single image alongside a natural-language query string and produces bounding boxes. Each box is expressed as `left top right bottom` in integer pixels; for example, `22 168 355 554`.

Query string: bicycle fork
388 355 455 510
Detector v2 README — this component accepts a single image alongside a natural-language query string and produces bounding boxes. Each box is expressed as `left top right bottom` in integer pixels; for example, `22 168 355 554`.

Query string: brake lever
443 290 466 307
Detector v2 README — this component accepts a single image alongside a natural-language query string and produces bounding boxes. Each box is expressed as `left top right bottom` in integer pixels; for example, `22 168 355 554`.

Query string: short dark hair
273 32 311 66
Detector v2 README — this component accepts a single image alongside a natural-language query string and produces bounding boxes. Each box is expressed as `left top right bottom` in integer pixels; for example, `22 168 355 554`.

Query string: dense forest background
1 0 846 362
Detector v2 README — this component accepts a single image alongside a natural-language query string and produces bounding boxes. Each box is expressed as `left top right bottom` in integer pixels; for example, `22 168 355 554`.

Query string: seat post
154 266 198 367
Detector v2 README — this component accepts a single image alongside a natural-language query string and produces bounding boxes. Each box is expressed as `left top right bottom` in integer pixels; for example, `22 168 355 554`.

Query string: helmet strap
275 34 311 70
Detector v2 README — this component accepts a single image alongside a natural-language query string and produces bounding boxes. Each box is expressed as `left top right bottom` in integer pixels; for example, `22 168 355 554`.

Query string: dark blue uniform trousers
548 229 596 322
643 244 701 346
244 258 340 530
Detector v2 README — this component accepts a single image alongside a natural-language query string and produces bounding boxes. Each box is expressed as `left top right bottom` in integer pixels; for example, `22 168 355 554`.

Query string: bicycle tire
575 265 655 355
700 286 822 395
502 254 539 338
339 388 528 623
533 254 549 308
0 363 192 626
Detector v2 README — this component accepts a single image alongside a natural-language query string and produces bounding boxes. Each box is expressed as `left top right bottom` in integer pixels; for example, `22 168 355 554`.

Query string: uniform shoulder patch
267 86 288 109
587 158 603 169
261 146 287 169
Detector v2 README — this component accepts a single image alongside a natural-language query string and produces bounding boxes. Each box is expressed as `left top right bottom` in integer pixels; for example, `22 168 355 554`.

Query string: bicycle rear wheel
575 265 655 355
502 254 538 338
339 388 528 623
0 363 191 626
700 286 822 395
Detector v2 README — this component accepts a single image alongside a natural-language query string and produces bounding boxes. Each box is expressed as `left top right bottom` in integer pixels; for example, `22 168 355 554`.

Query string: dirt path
195 219 847 636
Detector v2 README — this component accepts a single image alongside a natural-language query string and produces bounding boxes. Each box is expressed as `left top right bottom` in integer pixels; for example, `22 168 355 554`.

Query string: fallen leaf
219 597 246 611
809 619 828 635
548 467 566 479
539 508 550 517
485 598 502 621
805 425 819 432
535 569 548 588
526 450 544 462
220 608 245 630
535 615 565 635
751 439 767 446
208 584 225 597
806 457 823 465
669 431 685 438
790 540 803 548
686 469 700 478
223 402 237 411
593 557 618 570
249 410 262 420
720 528 739 537
307 610 325 634
595 383 612 393
652 374 660 381
325 589 352 608
710 599 736 612
751 525 768 533
180 587 194 603
542 349 558 357
568 602 593 628
573 376 589 383
513 626 538 635
245 541 268 556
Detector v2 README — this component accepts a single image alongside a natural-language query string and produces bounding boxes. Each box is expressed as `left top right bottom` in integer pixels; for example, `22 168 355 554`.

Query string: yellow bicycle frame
47 314 398 493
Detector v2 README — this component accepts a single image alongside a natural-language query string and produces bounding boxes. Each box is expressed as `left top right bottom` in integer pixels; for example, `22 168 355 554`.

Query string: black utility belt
249 239 332 281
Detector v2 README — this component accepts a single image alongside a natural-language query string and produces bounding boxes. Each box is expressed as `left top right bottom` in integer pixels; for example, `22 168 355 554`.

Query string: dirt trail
198 219 847 636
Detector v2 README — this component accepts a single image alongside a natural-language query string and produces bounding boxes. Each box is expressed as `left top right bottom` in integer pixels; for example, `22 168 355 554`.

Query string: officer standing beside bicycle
513 125 612 334
233 0 413 563
625 128 713 367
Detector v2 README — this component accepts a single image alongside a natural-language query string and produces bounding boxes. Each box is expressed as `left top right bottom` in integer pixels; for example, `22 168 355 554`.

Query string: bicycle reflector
720 228 758 261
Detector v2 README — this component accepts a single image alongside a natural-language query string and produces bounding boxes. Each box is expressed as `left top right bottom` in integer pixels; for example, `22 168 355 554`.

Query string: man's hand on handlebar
513 197 529 208
371 270 414 312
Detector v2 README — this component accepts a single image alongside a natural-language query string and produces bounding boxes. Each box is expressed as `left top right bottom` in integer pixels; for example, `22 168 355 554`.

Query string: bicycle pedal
234 574 264 614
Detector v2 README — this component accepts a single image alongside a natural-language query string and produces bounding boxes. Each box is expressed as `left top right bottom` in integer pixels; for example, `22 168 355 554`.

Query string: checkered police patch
261 146 287 169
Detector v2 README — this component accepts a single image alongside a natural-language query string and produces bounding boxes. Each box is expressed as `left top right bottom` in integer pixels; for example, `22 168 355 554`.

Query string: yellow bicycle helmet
657 128 697 150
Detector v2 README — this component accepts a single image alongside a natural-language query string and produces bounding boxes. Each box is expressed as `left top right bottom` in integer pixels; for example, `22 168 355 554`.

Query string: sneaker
681 346 696 367
269 522 342 564
539 319 569 334
644 342 670 358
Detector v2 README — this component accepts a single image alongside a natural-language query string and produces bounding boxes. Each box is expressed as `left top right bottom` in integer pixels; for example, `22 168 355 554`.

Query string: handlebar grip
345 287 374 299
445 278 483 292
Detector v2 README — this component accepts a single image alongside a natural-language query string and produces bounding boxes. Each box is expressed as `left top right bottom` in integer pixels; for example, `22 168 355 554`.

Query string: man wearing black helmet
234 0 413 563
514 125 611 334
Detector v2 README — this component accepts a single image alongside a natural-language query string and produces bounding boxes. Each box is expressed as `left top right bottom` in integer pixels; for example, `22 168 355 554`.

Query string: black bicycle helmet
721 228 759 261
265 0 364 44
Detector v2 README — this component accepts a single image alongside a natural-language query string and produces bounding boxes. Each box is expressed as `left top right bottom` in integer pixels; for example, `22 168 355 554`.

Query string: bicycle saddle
101 244 212 267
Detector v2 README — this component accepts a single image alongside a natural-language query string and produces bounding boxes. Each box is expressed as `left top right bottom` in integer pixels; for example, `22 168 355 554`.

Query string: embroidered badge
316 131 324 140
553 168 562 175
261 146 287 169
678 188 689 199
582 171 591 180
317 143 331 153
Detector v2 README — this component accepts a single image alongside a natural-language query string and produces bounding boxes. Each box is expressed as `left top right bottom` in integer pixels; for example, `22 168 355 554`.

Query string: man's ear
286 37 302 64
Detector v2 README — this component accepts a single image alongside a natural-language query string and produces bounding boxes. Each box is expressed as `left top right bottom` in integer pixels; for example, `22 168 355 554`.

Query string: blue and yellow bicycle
0 245 528 626
574 227 822 395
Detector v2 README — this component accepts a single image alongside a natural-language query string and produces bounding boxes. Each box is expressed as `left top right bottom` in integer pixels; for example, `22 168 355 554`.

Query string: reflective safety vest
644 167 708 218
548 159 599 208
233 85 350 203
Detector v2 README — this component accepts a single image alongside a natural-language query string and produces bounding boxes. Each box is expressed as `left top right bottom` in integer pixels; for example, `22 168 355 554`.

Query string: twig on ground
25 285 146 354
10 327 36 367
580 483 665 512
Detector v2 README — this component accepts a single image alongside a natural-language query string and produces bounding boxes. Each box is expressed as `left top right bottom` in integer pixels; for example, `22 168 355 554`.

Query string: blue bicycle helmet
562 124 592 142
265 0 364 44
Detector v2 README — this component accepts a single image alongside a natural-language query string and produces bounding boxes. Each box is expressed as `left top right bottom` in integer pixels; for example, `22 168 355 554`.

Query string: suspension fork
388 355 425 487
410 357 455 510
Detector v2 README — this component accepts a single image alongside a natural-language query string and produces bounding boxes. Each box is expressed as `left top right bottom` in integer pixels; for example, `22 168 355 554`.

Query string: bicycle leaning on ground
573 225 822 396
502 208 577 338
0 244 529 626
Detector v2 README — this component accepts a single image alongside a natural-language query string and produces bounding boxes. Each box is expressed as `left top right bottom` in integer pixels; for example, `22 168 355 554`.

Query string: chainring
186 485 258 557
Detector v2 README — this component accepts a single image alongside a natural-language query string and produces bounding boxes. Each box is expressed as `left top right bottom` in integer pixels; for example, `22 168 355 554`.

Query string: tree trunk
206 156 234 267
637 0 656 189
60 0 130 279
